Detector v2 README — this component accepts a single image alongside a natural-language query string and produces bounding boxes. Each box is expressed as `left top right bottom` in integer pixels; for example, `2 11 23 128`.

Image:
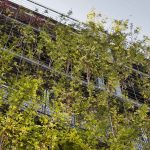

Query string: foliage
0 9 150 150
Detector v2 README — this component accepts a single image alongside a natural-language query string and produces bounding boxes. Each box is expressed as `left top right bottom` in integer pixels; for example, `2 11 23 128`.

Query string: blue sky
11 0 150 36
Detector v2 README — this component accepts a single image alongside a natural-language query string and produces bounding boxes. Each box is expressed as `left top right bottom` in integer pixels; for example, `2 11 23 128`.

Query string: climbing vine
0 8 150 150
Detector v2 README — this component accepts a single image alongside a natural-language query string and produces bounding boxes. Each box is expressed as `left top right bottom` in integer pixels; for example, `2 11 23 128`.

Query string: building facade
0 0 150 149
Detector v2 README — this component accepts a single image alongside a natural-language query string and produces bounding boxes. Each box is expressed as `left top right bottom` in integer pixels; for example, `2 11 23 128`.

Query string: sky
11 0 150 36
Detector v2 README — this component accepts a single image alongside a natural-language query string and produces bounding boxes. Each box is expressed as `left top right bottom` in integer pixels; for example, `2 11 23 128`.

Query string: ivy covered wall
0 1 150 149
